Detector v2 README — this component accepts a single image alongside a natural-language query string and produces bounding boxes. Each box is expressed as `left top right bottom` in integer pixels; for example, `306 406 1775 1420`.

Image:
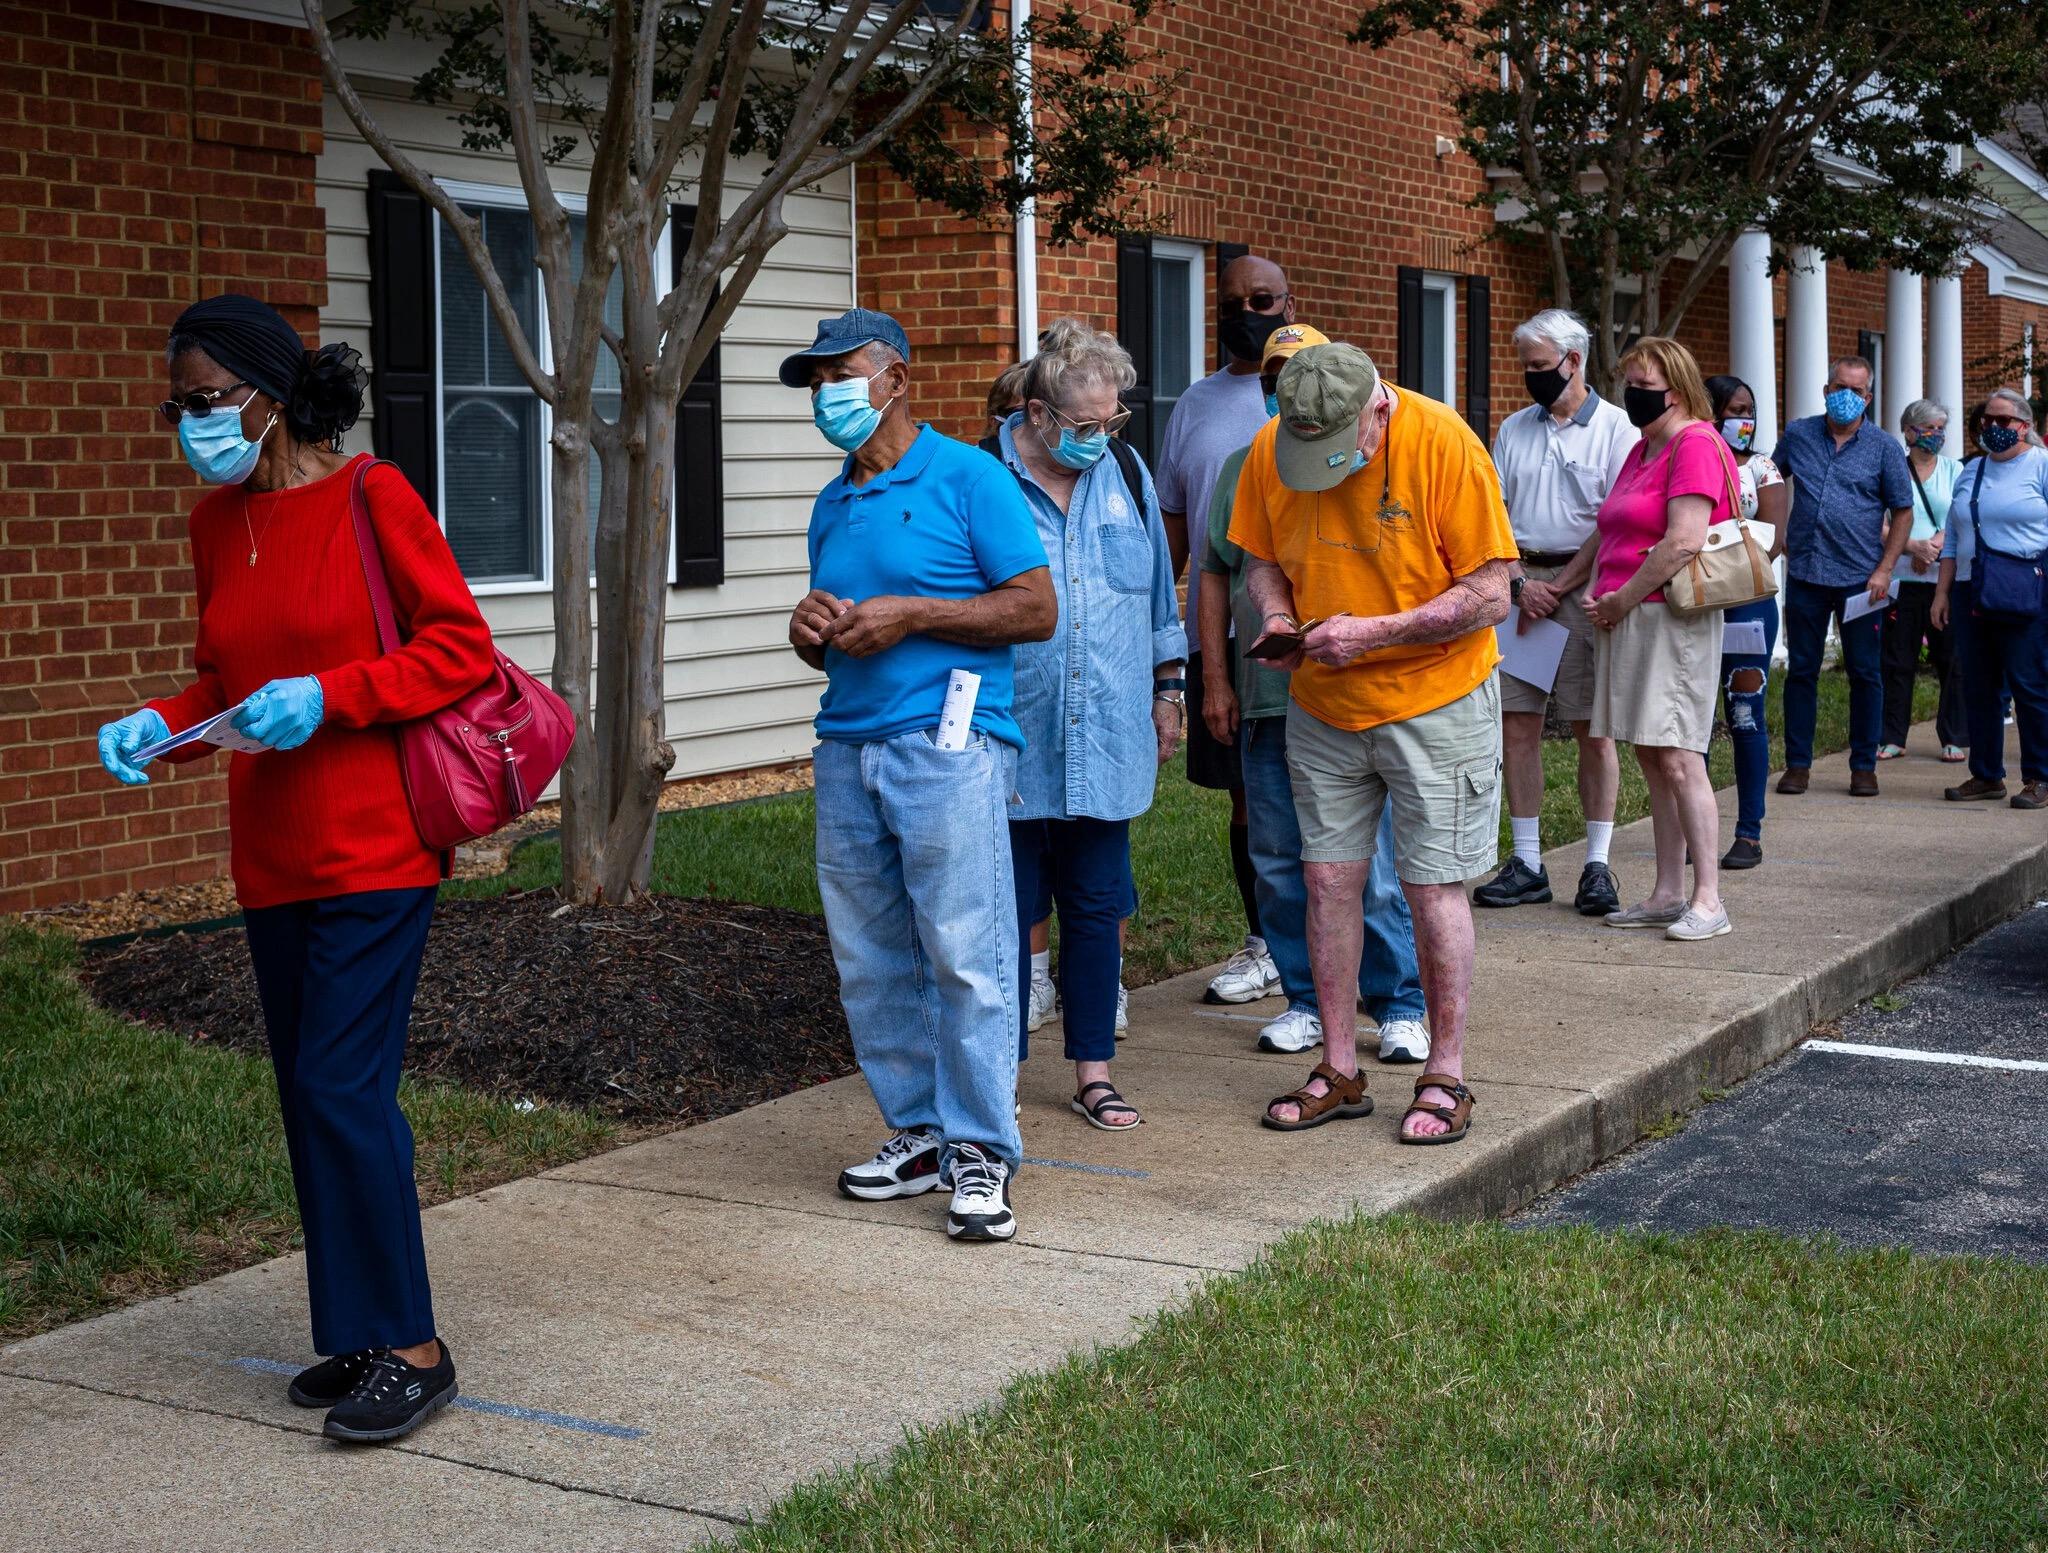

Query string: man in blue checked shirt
784 308 1056 1245
1770 353 1915 797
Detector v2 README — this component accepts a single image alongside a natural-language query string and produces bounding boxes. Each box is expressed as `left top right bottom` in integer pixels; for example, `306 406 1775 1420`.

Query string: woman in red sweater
95 294 494 1445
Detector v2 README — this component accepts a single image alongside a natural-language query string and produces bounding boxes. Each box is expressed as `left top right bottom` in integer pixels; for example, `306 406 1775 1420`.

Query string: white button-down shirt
1491 387 1639 553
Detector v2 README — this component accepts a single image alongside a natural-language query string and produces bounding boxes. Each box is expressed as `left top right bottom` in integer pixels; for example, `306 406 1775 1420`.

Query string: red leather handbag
347 459 577 852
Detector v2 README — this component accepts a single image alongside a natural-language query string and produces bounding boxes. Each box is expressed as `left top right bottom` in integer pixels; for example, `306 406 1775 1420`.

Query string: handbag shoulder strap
1676 422 1744 525
347 456 404 656
1907 460 1941 529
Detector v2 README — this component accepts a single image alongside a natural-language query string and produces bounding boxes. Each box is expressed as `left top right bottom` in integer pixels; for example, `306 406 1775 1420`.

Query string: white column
1727 230 1779 451
1928 267 1964 456
1784 244 1829 423
1883 269 1924 430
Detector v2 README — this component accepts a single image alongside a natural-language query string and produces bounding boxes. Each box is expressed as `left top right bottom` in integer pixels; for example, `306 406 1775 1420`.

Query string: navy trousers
1952 582 2048 785
243 885 438 1356
1783 577 1885 773
1011 817 1130 1064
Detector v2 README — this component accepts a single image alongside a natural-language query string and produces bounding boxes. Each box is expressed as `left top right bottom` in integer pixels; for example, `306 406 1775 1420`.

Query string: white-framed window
1418 272 1458 406
1147 237 1206 466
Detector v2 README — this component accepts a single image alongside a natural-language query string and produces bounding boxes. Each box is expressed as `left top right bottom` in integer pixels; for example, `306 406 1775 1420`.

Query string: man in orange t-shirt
1229 343 1515 1145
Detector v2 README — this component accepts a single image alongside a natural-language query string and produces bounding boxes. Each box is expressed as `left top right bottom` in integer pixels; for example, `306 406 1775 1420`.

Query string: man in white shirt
1473 308 1638 916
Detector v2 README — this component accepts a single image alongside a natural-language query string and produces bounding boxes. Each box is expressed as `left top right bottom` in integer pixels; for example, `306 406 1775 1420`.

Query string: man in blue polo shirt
784 308 1055 1244
1771 354 1914 797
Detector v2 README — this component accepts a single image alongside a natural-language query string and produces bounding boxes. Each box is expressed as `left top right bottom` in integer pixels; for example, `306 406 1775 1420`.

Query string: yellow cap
1260 323 1330 371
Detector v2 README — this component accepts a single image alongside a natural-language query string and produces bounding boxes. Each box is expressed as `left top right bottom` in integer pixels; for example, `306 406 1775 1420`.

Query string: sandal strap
1414 1073 1474 1103
1271 1062 1364 1116
1077 1080 1119 1100
1078 1084 1134 1118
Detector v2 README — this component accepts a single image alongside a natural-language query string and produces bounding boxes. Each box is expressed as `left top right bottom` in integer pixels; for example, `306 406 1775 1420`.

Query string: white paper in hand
1495 609 1572 693
934 669 981 751
1841 576 1902 624
132 700 269 763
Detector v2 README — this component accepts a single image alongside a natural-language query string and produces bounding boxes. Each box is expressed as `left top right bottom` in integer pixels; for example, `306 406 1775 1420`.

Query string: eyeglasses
159 382 252 425
1219 291 1289 318
1983 413 2027 430
1042 401 1134 439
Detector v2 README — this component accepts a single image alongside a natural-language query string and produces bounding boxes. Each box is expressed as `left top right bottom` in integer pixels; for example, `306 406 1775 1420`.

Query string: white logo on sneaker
405 1383 423 1401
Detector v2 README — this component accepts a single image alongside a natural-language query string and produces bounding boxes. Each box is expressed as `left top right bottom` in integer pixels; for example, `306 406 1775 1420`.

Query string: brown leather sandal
1261 1061 1374 1132
1399 1073 1475 1146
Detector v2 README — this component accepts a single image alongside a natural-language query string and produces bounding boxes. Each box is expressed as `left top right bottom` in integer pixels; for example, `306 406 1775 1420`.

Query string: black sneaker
287 1349 376 1408
945 1142 1016 1243
1720 837 1763 870
1573 862 1620 916
1473 857 1551 907
322 1342 458 1444
837 1128 943 1201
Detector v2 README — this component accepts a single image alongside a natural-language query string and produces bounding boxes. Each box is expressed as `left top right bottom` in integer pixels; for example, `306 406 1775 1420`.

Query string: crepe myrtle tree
303 0 1180 902
1350 0 2048 392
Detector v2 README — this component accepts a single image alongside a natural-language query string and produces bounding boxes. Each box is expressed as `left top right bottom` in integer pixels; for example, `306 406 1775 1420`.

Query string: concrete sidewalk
6 724 2045 1550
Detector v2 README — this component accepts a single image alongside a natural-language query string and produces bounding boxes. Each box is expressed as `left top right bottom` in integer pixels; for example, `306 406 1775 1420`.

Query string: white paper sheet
1722 619 1769 657
1840 577 1902 624
934 669 981 750
131 701 267 763
1495 609 1572 693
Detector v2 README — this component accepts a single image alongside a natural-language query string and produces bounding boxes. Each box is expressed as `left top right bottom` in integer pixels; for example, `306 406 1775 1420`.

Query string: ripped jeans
1715 596 1779 841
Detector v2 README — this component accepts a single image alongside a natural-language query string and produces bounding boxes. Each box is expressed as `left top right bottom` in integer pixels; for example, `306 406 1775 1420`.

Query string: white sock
1031 949 1050 980
1510 816 1542 870
1584 820 1614 867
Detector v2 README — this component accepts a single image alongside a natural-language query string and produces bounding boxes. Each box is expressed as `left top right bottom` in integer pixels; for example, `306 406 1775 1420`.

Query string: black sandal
1071 1080 1141 1131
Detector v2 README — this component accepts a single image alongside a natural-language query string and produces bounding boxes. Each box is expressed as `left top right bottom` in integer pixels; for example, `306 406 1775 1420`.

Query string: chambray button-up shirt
998 415 1187 822
1770 415 1913 589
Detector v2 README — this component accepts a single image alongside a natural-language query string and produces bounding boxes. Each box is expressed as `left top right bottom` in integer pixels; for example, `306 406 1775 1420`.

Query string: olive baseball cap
1275 343 1380 492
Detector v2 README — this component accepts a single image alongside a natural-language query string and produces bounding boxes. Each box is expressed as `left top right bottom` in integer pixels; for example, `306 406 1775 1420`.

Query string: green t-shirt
1198 443 1293 721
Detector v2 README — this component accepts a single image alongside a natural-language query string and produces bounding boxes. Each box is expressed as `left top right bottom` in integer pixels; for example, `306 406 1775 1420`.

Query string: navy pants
1783 577 1885 773
1011 817 1129 1064
243 886 438 1357
1952 582 2048 785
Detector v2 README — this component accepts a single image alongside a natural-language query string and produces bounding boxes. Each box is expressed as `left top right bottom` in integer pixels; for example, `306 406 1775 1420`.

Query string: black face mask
1220 308 1287 365
1622 384 1670 429
1524 362 1572 410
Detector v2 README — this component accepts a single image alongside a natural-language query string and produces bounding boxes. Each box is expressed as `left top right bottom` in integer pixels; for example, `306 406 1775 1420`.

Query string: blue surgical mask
1350 448 1367 473
1049 426 1110 470
1263 391 1280 419
177 403 275 485
812 367 890 452
1824 387 1867 427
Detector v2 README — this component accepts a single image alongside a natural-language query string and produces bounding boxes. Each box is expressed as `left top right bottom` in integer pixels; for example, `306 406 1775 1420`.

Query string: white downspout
1012 0 1038 362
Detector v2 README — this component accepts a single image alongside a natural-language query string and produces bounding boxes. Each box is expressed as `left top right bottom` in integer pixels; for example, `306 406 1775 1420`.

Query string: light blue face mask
1824 387 1868 427
177 402 275 485
812 367 890 452
1264 391 1280 419
1049 426 1111 470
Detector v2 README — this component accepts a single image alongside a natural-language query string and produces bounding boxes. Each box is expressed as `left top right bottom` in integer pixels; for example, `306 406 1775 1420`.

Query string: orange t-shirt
1228 387 1518 732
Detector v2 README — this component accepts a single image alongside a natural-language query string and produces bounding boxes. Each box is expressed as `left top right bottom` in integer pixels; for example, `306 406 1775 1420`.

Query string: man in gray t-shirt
1153 252 1294 1003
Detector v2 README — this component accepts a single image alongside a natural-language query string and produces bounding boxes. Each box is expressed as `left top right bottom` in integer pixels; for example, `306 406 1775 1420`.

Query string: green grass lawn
739 1215 2048 1552
0 922 614 1340
470 669 1936 986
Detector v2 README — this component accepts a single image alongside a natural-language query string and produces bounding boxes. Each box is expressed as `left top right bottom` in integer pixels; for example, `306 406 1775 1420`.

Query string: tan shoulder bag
1663 427 1777 616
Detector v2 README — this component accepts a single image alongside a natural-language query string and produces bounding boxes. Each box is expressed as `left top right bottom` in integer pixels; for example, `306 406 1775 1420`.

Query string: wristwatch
1510 575 1526 607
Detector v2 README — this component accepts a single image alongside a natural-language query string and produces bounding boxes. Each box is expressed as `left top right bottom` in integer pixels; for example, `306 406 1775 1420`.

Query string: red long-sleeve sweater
149 454 494 910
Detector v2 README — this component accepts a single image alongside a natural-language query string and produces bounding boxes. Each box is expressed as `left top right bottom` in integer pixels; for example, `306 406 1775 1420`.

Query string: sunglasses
1041 401 1134 439
1219 291 1289 318
159 381 252 425
1983 413 2027 430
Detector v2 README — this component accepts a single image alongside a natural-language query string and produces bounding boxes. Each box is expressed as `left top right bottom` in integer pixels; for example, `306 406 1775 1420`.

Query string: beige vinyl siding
317 81 843 781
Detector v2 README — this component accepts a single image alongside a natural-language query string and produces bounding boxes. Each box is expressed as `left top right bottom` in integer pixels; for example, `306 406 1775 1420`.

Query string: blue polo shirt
1771 415 1913 589
807 423 1048 748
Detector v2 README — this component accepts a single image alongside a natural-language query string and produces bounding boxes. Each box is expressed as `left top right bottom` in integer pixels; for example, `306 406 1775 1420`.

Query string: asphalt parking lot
1519 901 2048 1263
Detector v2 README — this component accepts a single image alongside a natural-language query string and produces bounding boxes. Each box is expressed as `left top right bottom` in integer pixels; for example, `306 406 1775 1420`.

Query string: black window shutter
1395 265 1424 392
1215 240 1249 369
1463 273 1491 438
670 205 724 587
1116 235 1154 465
366 169 437 507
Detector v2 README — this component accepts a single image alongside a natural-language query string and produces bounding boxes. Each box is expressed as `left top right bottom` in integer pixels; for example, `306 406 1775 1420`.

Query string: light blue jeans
813 731 1023 1169
1240 714 1426 1025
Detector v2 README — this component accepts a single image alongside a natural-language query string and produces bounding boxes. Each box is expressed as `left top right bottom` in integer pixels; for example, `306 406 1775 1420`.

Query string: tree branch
645 0 742 202
682 0 771 275
501 0 574 347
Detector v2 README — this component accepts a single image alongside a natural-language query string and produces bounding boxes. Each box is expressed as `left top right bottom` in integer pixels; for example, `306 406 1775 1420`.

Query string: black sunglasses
1220 291 1289 318
159 381 252 425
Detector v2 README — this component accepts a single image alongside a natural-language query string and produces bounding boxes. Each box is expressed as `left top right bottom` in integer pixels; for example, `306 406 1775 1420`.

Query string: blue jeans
814 733 1023 1169
1011 817 1129 1064
1784 577 1884 772
1952 582 2048 785
1718 596 1779 841
1240 714 1425 1025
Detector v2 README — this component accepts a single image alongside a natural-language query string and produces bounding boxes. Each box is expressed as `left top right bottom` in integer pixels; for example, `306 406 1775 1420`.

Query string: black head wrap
168 293 366 451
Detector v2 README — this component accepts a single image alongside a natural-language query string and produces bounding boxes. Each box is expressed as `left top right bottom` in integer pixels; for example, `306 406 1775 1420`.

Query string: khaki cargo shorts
1285 676 1503 885
1499 559 1598 724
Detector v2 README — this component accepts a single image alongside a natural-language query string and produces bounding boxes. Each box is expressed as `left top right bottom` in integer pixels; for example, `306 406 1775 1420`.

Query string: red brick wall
1961 263 2048 407
0 0 323 914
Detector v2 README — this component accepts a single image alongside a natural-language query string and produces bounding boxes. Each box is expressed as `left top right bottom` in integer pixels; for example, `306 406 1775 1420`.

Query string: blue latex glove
97 708 170 785
233 676 326 751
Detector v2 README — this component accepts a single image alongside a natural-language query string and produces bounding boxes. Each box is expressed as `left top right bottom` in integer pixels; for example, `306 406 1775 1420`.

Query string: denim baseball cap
778 308 912 388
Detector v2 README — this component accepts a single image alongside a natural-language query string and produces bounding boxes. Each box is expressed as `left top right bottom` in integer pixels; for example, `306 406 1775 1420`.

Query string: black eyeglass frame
158 381 254 426
1219 291 1291 319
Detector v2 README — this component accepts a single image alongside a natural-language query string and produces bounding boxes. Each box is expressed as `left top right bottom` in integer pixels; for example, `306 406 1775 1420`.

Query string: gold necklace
241 490 279 566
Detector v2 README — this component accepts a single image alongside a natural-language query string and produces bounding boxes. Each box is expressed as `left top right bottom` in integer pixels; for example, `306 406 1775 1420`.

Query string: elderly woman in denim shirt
999 318 1187 1131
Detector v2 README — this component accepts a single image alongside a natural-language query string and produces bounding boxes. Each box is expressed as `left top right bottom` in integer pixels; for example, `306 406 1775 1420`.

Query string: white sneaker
1377 1018 1431 1064
1027 971 1058 1033
837 1128 943 1201
1205 936 1280 1004
945 1142 1016 1242
1115 984 1128 1033
1256 1006 1323 1054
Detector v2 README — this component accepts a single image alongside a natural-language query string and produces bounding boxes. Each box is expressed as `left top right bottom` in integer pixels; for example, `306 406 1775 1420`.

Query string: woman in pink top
1573 336 1737 941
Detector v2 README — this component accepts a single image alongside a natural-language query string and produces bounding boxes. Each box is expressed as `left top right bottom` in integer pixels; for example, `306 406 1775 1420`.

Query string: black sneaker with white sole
837 1128 943 1201
945 1142 1016 1242
1473 857 1552 907
322 1342 458 1444
287 1349 376 1408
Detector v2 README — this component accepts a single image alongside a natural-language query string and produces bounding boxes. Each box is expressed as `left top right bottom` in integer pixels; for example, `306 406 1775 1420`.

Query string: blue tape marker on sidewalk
225 1356 648 1440
1022 1156 1151 1180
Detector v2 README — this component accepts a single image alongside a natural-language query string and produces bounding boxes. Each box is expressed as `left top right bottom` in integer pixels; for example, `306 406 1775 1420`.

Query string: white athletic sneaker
945 1142 1016 1242
1257 1006 1323 1054
1027 971 1058 1033
1115 984 1129 1033
1205 936 1280 1004
837 1128 943 1201
1377 1018 1431 1064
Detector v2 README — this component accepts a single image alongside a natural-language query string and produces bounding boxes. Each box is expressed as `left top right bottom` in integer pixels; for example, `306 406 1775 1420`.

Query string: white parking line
1191 1008 1273 1024
1802 1039 2048 1074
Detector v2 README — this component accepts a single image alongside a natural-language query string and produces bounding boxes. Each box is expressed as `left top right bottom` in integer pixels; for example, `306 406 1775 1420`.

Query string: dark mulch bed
79 893 854 1123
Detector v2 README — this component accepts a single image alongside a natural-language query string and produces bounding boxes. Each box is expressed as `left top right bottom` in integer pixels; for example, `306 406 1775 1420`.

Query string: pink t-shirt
1593 424 1737 600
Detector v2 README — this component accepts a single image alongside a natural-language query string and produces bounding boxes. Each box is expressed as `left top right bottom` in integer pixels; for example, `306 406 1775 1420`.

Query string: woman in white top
1878 399 1966 762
